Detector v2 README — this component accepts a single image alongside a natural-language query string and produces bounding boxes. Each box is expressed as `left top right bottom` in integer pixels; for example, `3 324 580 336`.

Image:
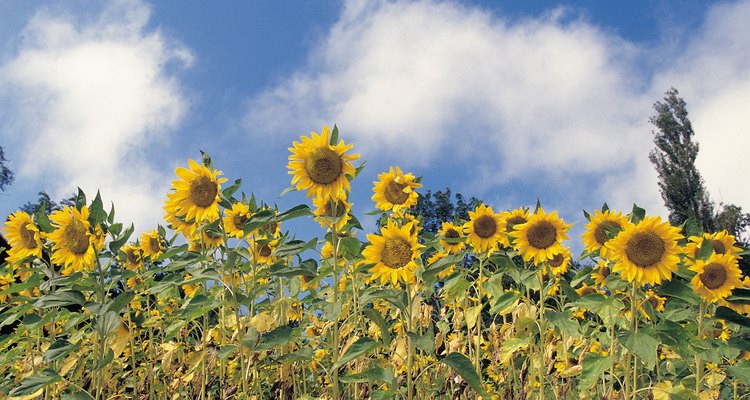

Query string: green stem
627 282 639 400
331 224 341 400
537 267 547 400
696 301 705 397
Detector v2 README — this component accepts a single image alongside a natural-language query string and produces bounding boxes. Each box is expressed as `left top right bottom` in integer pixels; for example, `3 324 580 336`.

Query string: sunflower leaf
623 328 660 369
255 325 294 352
659 279 700 305
698 238 714 261
340 367 395 385
8 369 61 397
329 124 339 145
89 190 106 227
35 201 54 233
279 204 312 221
630 203 645 224
443 352 489 397
334 337 381 368
726 288 750 305
716 306 750 328
578 353 613 390
363 308 392 345
75 187 87 209
108 223 134 254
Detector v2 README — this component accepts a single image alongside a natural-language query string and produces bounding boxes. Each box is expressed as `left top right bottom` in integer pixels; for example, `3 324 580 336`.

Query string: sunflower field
2 125 750 400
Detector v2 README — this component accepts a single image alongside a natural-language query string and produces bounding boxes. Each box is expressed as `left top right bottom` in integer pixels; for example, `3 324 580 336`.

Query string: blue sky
1 0 749 246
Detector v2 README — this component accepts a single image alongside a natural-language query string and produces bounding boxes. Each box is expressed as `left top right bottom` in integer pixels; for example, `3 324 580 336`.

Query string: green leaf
61 392 95 400
659 279 700 305
407 328 435 354
545 310 581 338
499 337 530 363
109 223 134 254
275 347 313 364
622 329 661 369
685 216 702 238
567 293 606 310
75 188 87 210
35 290 86 308
726 361 750 383
255 325 294 352
578 353 613 390
338 237 362 259
370 389 397 400
465 305 481 330
329 124 339 145
489 291 520 314
570 265 594 287
360 288 407 313
726 287 750 305
35 202 54 233
630 203 645 224
596 295 626 327
43 339 79 363
422 253 462 285
363 308 392 345
442 353 489 397
222 178 242 200
716 306 750 328
9 369 62 397
334 337 381 368
279 204 312 221
89 190 106 227
95 311 121 337
106 291 135 315
340 367 395 385
697 238 714 261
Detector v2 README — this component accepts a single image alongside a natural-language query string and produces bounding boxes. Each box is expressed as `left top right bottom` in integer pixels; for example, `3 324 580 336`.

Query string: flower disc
140 230 164 260
223 202 253 238
438 221 465 254
165 159 226 226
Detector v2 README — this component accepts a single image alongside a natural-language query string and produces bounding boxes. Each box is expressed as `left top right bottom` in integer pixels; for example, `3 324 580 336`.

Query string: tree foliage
0 146 14 192
20 191 76 216
412 188 482 234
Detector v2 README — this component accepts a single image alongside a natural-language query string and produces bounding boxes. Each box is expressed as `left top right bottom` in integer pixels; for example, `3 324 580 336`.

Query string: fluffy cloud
0 0 192 231
246 0 665 216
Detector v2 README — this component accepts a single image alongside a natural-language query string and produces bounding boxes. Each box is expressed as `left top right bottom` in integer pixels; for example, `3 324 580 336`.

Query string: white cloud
653 0 750 212
0 0 192 231
246 0 667 217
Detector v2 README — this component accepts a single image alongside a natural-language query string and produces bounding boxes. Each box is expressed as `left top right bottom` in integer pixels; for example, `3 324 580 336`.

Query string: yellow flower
427 251 456 278
640 289 666 320
47 206 97 274
575 283 600 298
683 230 743 266
501 208 530 233
287 125 359 200
120 244 143 271
581 209 633 259
164 159 227 225
182 275 200 298
312 195 352 232
250 237 277 265
250 312 275 334
223 202 253 238
591 260 612 287
463 204 507 253
3 211 43 263
511 208 572 265
547 247 572 276
689 253 743 303
722 277 750 315
606 216 683 286
362 219 423 286
371 166 421 213
140 230 164 260
438 221 465 254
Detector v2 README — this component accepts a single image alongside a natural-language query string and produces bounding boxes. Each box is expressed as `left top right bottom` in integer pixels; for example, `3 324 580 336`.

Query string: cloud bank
1 0 192 231
246 0 750 219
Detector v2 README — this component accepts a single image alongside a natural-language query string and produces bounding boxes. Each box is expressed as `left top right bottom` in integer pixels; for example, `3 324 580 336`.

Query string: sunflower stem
537 266 547 400
330 207 341 400
695 301 705 397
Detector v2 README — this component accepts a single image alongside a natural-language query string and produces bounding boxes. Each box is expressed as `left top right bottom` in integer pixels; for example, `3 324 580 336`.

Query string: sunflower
47 206 97 274
683 230 743 266
591 260 612 288
164 159 227 227
223 202 253 238
363 219 423 286
140 230 164 260
372 166 421 213
3 211 43 263
501 208 531 234
312 195 352 232
723 277 750 315
120 244 144 271
463 204 507 253
689 253 743 303
511 209 571 265
251 237 277 265
163 200 197 238
287 125 359 200
581 209 633 259
438 221 465 254
427 251 456 278
547 247 572 276
575 283 600 298
640 289 666 320
188 228 224 250
606 216 683 286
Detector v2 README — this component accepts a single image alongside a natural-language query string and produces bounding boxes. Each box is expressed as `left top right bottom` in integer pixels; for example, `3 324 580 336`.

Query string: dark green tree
20 191 76 215
0 146 13 192
412 188 482 234
649 88 715 231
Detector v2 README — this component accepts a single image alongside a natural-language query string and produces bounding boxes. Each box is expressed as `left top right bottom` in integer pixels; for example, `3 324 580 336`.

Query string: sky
1 0 749 248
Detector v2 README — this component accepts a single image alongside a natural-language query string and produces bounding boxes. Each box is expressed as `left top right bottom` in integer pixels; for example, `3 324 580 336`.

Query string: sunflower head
640 289 666 320
501 208 531 234
510 208 572 265
689 253 743 303
438 221 465 254
313 195 352 232
288 125 359 200
607 216 683 286
683 230 743 266
251 237 277 265
3 211 44 263
372 166 422 213
140 230 164 260
164 159 227 227
362 219 423 286
547 247 572 276
121 244 144 271
591 260 612 288
463 204 507 253
581 209 633 259
223 202 253 238
47 206 97 274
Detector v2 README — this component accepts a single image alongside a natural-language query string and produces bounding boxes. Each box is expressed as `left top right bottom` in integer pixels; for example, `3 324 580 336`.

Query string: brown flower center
624 231 665 267
148 236 162 254
473 215 497 239
445 228 460 239
599 265 611 278
233 213 248 229
506 216 527 233
381 237 412 270
125 248 141 265
578 286 596 297
699 262 728 290
384 181 409 205
20 223 38 249
305 147 342 185
63 218 90 255
594 222 621 245
527 221 557 249
709 239 727 255
259 244 272 258
647 296 661 309
549 253 565 268
189 176 218 207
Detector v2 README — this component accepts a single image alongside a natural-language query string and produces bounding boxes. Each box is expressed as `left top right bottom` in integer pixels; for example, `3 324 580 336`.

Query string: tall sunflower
312 195 352 232
371 166 421 213
121 243 144 271
581 209 633 259
501 208 531 233
547 247 572 276
463 204 507 253
140 230 164 260
363 220 423 286
606 216 683 286
723 277 750 315
438 221 465 254
683 230 743 266
3 211 43 263
689 253 743 303
288 125 359 200
47 206 97 274
223 202 253 238
591 260 612 288
510 209 571 265
164 159 227 227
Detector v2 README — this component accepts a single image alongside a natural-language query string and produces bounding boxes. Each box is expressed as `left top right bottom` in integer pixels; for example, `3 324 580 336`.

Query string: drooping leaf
442 352 489 397
578 353 613 390
8 369 62 397
43 339 79 363
255 325 294 352
340 367 395 385
334 337 381 368
623 329 661 369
